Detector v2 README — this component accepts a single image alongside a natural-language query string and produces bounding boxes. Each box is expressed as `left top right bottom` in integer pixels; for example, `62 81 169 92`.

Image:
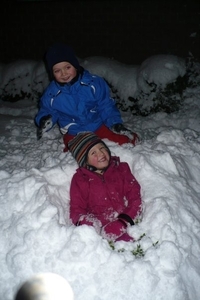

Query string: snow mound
81 56 139 100
137 54 186 93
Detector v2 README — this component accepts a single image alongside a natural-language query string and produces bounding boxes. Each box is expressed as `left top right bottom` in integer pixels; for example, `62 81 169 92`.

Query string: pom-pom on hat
68 132 110 167
45 42 80 73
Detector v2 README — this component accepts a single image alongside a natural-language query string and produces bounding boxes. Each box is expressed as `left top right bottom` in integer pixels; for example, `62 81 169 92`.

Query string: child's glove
37 115 53 140
112 123 130 134
101 219 127 241
111 123 139 144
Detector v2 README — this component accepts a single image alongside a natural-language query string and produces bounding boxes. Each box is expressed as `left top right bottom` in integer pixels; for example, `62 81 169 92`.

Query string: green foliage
117 73 189 116
131 244 145 257
108 240 145 257
108 240 115 250
138 233 146 240
108 233 159 258
1 89 32 102
108 233 146 257
0 75 32 102
186 57 200 87
153 240 159 247
0 73 43 102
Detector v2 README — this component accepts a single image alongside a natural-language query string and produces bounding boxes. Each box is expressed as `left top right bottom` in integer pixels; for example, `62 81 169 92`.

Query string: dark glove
111 123 130 133
37 115 53 140
101 219 127 241
112 123 140 145
118 213 135 226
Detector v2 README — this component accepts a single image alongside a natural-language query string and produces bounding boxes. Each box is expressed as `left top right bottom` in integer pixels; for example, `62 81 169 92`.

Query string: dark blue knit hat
45 42 80 72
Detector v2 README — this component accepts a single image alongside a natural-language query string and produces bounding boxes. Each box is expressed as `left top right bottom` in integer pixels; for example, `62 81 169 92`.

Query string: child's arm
35 94 59 128
94 77 122 128
120 163 142 221
35 83 61 129
69 174 102 230
70 177 131 241
93 77 139 144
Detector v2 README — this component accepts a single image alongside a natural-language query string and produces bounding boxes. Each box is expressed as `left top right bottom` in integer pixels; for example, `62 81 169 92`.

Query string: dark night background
1 0 200 65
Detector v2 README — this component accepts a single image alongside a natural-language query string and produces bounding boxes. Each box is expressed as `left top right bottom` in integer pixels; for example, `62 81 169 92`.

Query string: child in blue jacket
35 42 139 151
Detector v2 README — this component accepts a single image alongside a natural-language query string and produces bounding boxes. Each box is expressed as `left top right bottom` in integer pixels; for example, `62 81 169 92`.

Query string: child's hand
111 123 130 133
101 219 127 241
111 123 140 144
37 115 52 140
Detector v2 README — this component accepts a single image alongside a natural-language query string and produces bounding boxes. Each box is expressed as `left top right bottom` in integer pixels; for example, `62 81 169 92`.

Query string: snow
0 54 200 300
137 54 186 93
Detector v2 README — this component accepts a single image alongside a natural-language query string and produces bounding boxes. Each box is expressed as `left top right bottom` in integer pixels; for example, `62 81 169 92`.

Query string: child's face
87 143 110 171
52 62 77 83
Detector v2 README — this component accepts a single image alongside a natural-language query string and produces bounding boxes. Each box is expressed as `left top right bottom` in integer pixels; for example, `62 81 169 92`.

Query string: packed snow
0 54 200 300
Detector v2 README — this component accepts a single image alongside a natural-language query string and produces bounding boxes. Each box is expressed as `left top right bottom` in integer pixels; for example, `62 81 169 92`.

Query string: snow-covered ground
0 55 200 300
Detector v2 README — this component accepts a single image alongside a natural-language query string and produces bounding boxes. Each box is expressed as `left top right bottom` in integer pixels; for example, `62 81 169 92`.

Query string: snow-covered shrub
115 55 189 116
0 60 49 102
81 56 139 102
83 54 192 116
127 73 189 116
186 56 200 87
0 55 199 117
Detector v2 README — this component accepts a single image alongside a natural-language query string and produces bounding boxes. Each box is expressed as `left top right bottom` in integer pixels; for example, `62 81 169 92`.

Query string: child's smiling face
87 142 110 172
52 61 77 83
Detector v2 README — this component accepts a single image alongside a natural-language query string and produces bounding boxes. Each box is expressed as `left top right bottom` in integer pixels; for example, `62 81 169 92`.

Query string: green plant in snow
108 240 115 250
108 232 159 258
153 240 159 247
131 244 145 257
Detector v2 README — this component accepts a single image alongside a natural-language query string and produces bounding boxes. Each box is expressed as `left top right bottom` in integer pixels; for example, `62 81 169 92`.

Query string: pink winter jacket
70 156 142 232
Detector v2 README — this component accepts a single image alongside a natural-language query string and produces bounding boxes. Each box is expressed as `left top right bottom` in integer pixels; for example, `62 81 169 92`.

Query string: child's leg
63 125 138 152
95 125 138 146
63 133 75 152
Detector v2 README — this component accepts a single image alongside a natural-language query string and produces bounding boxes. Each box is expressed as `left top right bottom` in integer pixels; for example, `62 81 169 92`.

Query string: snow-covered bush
0 60 49 102
81 56 139 102
116 55 189 116
186 57 200 87
0 54 199 116
81 55 195 116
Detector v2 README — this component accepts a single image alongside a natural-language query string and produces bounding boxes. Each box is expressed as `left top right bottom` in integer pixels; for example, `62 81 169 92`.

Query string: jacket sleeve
69 172 102 230
120 162 142 221
93 76 122 128
35 85 60 127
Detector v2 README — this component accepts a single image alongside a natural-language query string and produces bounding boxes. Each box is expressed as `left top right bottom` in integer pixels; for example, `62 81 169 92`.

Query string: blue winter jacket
35 69 122 135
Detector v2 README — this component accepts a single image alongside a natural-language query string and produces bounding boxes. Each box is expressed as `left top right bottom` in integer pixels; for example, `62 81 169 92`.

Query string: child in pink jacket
68 131 142 242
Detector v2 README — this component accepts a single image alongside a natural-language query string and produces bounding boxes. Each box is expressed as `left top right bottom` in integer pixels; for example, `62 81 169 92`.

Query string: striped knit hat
68 132 110 167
